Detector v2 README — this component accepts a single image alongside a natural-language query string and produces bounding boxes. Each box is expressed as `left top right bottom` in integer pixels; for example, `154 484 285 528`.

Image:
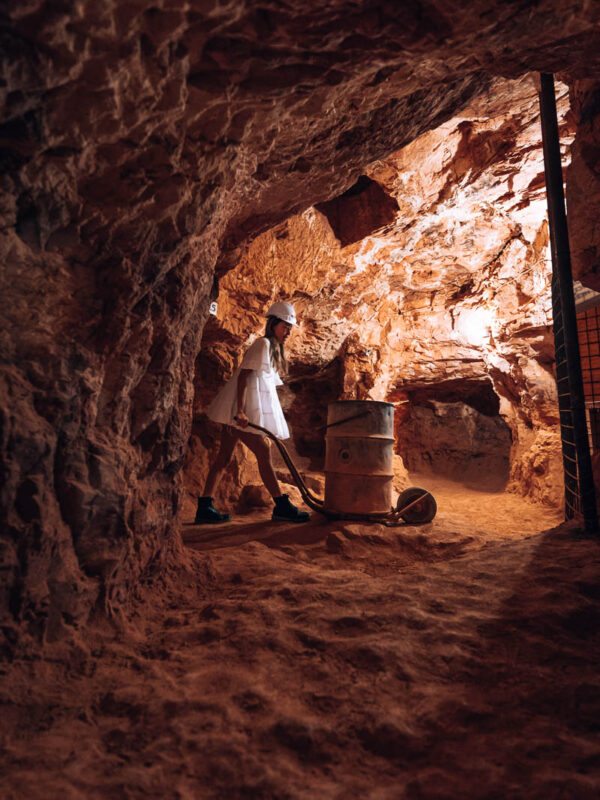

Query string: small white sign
209 301 218 316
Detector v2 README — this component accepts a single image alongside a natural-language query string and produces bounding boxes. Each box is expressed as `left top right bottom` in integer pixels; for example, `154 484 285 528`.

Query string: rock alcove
4 1 600 645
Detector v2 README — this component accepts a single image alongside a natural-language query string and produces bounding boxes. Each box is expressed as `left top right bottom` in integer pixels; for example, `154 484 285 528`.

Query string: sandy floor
3 478 600 799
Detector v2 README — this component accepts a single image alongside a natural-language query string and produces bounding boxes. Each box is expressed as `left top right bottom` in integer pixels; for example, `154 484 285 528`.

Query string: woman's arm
234 369 251 427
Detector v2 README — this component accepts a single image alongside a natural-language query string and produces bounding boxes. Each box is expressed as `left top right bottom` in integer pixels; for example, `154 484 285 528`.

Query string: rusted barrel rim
326 434 396 440
326 472 395 478
330 400 393 406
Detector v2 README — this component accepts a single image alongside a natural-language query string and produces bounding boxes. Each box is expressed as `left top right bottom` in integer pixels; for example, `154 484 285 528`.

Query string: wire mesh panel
553 276 581 517
541 72 598 530
576 303 600 515
578 305 600 447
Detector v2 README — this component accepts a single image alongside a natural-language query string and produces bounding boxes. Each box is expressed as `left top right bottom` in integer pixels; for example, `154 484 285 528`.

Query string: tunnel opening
314 175 399 246
393 379 512 492
185 75 575 518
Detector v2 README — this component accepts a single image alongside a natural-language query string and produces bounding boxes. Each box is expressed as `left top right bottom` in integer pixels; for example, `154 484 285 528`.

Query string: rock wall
567 80 600 290
396 400 512 491
2 1 600 644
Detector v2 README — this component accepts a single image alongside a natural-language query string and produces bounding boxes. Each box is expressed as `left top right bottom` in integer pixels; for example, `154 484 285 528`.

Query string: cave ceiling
3 0 600 269
207 75 569 393
193 73 571 512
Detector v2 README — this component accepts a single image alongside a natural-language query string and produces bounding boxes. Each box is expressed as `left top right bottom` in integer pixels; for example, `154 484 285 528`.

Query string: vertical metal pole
538 72 598 532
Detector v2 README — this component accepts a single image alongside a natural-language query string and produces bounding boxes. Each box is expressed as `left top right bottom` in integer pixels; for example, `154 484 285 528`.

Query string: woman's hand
234 410 249 428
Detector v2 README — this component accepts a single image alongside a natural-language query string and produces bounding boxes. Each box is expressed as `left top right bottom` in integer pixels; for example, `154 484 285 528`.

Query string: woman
195 301 310 524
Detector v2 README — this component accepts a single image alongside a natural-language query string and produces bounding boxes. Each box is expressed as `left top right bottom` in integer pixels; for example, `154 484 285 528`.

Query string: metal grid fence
541 72 597 530
578 305 600 456
556 301 600 519
553 277 580 518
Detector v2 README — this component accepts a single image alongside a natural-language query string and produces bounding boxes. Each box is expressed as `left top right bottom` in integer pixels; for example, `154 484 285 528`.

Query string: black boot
195 496 230 524
272 493 310 523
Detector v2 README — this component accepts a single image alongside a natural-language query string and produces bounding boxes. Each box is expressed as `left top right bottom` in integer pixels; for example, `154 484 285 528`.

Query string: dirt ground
2 477 600 799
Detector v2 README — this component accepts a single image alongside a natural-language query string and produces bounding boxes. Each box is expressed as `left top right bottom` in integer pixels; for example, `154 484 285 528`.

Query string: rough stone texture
2 1 600 643
4 492 591 800
567 79 600 289
396 400 513 490
315 176 399 247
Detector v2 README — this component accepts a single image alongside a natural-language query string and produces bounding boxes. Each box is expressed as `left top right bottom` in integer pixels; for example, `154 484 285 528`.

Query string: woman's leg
202 426 240 497
237 429 309 522
237 429 281 498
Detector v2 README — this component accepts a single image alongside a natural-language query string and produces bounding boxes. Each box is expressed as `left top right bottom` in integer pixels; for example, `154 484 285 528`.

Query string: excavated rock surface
2 1 600 642
7 492 600 800
567 79 600 289
192 75 570 509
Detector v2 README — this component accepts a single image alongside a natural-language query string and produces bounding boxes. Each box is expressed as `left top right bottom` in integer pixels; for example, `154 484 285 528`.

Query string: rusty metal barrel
324 400 395 514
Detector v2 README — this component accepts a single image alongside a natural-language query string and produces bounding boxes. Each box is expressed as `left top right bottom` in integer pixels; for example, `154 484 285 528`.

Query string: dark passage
315 176 399 246
396 380 512 491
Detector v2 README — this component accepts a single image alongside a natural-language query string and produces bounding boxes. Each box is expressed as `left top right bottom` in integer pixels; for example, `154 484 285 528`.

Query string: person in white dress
195 301 310 524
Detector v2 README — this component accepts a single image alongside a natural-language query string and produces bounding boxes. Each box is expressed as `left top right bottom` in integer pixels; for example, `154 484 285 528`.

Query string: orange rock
3 1 600 639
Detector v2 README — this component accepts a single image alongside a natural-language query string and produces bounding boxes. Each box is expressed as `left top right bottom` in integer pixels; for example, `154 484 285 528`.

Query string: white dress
205 337 290 439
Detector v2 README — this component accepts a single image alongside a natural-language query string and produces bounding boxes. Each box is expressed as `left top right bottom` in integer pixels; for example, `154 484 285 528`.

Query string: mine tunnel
4 3 600 798
185 75 576 520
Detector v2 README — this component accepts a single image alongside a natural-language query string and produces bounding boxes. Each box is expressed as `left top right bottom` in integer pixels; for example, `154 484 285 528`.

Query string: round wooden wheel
397 487 437 524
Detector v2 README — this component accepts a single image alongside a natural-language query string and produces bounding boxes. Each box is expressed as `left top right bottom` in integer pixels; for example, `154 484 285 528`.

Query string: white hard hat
266 301 297 325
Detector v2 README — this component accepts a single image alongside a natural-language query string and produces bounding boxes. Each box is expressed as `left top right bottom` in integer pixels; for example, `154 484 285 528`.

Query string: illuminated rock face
194 76 569 508
2 0 600 638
